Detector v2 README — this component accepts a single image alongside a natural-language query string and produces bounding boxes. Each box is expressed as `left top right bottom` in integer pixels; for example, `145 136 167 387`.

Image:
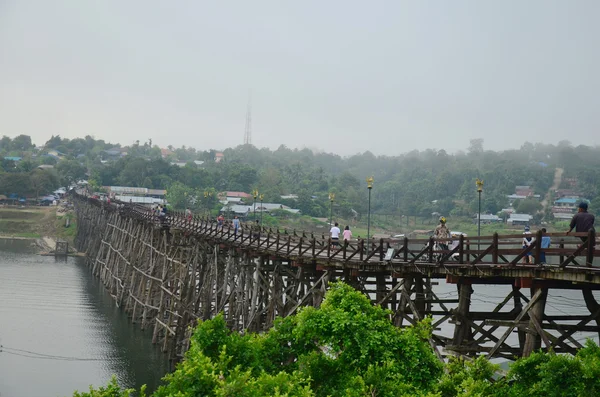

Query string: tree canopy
73 282 600 397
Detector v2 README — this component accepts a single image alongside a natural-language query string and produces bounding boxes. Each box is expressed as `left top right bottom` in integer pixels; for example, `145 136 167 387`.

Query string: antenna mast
243 92 252 145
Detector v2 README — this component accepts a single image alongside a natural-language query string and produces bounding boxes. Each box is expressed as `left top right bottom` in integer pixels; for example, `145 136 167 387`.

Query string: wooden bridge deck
127 200 599 281
72 193 600 363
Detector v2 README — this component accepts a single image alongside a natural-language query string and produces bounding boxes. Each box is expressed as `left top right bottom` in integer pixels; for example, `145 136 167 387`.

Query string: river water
0 239 170 397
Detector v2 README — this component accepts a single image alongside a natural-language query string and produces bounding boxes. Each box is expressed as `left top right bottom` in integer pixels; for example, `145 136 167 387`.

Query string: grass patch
0 232 42 238
55 213 77 243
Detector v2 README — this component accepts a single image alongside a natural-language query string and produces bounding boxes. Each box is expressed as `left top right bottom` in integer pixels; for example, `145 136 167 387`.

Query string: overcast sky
1 1 598 155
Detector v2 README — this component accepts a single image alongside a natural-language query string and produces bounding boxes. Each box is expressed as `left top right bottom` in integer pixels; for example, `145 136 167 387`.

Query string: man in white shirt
522 225 535 264
330 222 341 247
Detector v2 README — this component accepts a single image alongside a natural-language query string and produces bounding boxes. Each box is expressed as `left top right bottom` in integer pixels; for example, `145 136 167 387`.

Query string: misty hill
1 135 599 221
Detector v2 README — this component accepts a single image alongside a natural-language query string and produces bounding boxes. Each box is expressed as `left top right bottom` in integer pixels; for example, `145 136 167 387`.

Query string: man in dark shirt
568 202 595 243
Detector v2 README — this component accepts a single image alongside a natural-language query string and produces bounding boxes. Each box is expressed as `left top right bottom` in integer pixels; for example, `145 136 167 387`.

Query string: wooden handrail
72 192 597 268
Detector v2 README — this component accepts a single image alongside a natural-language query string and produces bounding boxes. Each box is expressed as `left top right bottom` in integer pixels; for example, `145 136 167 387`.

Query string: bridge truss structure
73 194 600 363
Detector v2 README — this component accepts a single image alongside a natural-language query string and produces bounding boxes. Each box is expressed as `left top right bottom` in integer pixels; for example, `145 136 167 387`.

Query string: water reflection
0 239 169 397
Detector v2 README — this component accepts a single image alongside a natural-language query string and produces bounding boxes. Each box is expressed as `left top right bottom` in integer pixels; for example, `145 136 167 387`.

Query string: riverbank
0 205 78 253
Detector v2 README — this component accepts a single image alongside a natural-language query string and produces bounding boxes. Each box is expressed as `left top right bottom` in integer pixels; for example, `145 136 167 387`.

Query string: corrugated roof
555 198 578 204
221 205 252 214
508 213 533 221
115 195 164 204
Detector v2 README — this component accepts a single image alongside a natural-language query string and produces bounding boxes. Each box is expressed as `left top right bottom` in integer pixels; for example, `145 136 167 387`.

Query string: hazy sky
1 1 598 155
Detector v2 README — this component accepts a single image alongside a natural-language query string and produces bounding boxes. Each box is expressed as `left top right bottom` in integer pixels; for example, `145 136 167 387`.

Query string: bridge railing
76 193 597 268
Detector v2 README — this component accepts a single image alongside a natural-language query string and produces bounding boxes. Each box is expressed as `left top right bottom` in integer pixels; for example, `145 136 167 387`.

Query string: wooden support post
534 229 543 265
492 233 499 264
452 282 473 348
512 285 526 352
376 273 387 309
523 286 548 357
587 229 595 267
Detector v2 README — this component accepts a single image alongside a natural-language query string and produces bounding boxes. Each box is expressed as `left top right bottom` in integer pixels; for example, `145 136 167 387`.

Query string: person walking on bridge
567 202 595 244
434 216 451 252
522 226 534 264
330 222 341 248
232 216 240 237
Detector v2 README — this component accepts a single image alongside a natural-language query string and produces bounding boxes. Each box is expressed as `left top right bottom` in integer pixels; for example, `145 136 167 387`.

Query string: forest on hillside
2 135 600 219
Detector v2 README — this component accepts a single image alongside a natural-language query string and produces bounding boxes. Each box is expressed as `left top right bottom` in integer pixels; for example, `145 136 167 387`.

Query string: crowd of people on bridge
140 200 595 263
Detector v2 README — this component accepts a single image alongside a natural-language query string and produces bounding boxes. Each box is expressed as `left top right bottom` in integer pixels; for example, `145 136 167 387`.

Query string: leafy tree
516 198 542 215
153 282 442 397
11 134 33 151
55 159 87 189
30 169 59 197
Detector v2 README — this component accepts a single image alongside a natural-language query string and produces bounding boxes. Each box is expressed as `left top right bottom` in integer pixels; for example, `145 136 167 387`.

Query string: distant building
37 164 54 170
47 149 65 158
220 202 301 218
115 195 165 205
103 147 127 158
553 197 579 208
104 186 166 198
554 189 582 199
474 214 502 224
160 148 174 159
563 177 578 188
214 152 224 163
281 194 299 200
515 185 534 197
553 213 573 220
219 191 252 200
171 160 205 167
507 213 534 226
4 156 22 162
507 194 528 205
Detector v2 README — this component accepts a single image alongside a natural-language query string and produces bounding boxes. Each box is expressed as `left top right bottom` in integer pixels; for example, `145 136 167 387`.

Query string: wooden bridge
72 193 599 363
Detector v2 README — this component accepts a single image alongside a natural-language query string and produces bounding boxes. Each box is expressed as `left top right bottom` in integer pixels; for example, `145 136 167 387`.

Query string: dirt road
541 167 564 212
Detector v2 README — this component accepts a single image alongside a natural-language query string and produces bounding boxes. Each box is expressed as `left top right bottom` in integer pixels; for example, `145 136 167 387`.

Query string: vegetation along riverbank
72 282 600 397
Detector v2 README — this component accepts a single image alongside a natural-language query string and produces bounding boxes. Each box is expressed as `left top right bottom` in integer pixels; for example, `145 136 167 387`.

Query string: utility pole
244 91 252 145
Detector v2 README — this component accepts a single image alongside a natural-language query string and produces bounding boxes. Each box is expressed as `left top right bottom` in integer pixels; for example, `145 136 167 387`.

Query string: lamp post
366 176 374 256
252 189 259 222
476 179 484 248
203 190 212 218
259 194 264 225
328 192 335 228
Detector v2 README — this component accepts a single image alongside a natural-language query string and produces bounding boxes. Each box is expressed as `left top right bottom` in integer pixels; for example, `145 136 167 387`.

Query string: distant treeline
2 134 600 217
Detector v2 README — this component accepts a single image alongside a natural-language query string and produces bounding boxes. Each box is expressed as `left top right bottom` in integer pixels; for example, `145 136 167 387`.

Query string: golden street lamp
476 179 484 240
328 192 335 228
252 189 259 222
203 190 213 217
366 176 374 256
259 194 264 225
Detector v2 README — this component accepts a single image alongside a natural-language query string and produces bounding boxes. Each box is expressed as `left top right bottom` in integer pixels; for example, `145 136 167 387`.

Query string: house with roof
218 191 252 204
214 152 224 163
474 214 502 224
507 213 534 226
220 202 301 218
220 204 252 218
171 160 205 167
160 148 174 159
281 194 299 200
104 186 167 199
103 147 127 160
47 149 65 158
37 164 54 170
4 156 22 162
553 212 573 220
515 185 534 197
553 197 579 209
554 189 582 199
506 194 528 205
